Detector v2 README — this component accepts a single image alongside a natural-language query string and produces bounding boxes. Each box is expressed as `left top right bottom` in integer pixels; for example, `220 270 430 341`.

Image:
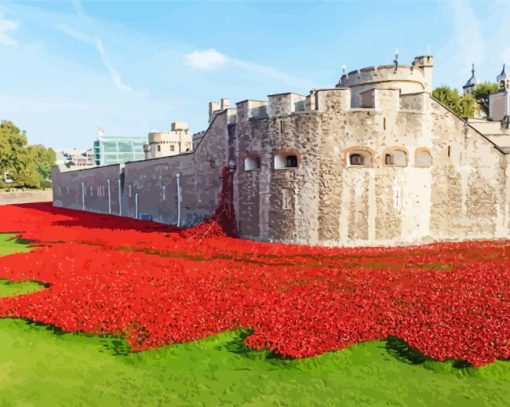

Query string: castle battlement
337 55 433 97
52 54 510 248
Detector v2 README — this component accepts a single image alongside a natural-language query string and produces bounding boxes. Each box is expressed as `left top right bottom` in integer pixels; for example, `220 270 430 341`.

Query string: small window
274 154 298 170
157 145 161 152
384 149 407 167
170 145 175 152
162 185 166 201
350 153 365 165
347 150 372 167
415 149 432 167
128 185 132 198
244 156 259 171
286 155 297 167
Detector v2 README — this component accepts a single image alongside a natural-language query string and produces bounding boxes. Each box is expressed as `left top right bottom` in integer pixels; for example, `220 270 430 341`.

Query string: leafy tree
0 120 56 189
473 82 499 116
432 86 476 118
0 121 30 175
28 144 57 188
459 93 476 118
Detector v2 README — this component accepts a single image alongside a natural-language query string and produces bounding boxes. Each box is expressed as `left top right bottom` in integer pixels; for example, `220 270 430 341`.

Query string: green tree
28 144 56 188
432 86 476 118
473 82 499 116
0 121 30 176
459 93 476 118
0 121 56 189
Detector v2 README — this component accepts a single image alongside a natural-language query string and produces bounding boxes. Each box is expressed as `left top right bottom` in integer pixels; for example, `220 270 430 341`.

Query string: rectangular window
162 185 166 201
90 186 93 196
281 189 292 210
385 154 393 165
170 145 175 152
128 185 132 198
157 145 161 152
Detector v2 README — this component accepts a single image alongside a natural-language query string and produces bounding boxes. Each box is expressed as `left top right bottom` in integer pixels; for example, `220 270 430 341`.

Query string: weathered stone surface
52 56 510 247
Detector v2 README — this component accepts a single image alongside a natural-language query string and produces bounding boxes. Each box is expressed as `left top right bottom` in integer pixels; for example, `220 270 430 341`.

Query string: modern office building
93 129 146 166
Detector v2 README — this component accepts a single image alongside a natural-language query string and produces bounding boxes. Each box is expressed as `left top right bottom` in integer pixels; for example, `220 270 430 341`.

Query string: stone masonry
52 55 510 246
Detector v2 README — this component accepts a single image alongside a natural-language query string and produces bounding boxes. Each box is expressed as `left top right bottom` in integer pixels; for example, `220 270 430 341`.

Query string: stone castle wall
53 110 231 226
52 55 510 247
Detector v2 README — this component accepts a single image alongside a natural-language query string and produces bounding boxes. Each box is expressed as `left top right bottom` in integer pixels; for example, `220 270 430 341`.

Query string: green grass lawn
0 234 31 257
0 233 509 406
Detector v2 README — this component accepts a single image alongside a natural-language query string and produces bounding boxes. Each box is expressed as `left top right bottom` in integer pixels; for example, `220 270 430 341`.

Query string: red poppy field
0 203 508 367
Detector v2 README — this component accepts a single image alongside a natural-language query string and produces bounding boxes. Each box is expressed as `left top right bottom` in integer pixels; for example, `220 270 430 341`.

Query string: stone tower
489 64 510 121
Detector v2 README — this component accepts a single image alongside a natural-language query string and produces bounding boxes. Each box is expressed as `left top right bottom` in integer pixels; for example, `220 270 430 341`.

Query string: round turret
336 55 433 98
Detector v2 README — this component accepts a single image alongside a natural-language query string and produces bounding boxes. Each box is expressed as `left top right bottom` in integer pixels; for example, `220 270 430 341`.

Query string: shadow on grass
14 317 132 356
385 336 430 364
0 279 49 298
100 335 131 356
221 330 292 363
25 319 68 336
385 336 475 371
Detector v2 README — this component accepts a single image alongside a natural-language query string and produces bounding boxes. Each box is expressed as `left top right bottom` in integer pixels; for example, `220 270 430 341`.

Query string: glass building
93 135 146 166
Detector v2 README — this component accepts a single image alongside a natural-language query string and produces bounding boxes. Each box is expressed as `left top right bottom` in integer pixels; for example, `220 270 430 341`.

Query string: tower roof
463 64 478 89
497 64 507 83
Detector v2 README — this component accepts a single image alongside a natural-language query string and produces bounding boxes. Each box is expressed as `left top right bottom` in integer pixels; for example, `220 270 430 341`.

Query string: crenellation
53 54 510 247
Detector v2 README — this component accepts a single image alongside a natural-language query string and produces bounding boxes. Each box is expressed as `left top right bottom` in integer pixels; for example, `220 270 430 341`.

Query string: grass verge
0 233 508 406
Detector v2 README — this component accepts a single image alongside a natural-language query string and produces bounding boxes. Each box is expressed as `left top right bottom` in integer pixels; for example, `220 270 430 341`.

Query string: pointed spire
497 63 507 82
463 63 478 92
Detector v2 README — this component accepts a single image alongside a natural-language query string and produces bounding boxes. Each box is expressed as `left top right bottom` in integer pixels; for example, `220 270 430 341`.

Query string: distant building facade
93 129 145 166
52 55 510 247
143 122 193 159
55 148 94 170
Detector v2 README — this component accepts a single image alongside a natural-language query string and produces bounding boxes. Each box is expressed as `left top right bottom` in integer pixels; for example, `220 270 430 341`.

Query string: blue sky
0 0 509 150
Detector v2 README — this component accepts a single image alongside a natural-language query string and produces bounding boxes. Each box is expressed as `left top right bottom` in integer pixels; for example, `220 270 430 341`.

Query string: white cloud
184 48 226 70
94 38 132 92
184 48 317 90
0 11 18 46
229 57 316 90
56 24 94 45
56 23 132 92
